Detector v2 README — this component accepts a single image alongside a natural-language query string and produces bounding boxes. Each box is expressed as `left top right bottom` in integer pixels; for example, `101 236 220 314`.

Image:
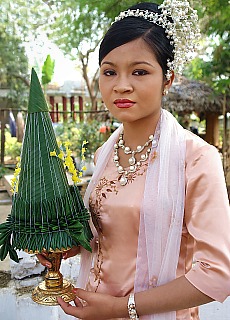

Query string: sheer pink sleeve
184 136 230 302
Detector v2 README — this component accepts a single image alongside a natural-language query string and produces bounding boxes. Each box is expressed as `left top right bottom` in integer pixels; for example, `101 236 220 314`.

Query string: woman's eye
103 70 116 76
133 69 149 76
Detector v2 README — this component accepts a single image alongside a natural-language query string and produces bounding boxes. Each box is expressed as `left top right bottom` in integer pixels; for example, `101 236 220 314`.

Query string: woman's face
99 38 170 125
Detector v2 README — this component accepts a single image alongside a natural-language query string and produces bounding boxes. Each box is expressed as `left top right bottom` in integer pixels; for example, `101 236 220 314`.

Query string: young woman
38 2 230 319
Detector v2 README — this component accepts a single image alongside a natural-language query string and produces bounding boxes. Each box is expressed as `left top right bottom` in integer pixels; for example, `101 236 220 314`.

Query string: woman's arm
133 276 213 317
58 275 213 319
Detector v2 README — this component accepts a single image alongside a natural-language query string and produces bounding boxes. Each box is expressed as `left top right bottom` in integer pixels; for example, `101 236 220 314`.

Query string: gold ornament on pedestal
32 251 76 306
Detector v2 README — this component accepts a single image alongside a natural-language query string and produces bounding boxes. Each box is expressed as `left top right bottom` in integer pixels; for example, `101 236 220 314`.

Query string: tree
0 0 51 108
185 0 229 176
186 0 230 94
0 1 29 108
0 27 29 108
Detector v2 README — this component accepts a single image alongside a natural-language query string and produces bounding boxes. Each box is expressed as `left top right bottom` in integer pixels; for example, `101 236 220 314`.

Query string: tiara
113 0 200 80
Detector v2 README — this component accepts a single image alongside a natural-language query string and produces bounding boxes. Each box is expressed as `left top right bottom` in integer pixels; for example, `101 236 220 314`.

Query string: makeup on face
114 99 136 108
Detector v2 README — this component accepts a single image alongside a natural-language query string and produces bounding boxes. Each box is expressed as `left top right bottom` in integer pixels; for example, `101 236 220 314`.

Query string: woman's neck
122 112 161 149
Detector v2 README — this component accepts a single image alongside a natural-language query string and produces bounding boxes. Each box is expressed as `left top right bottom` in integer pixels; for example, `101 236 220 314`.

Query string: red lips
114 99 135 108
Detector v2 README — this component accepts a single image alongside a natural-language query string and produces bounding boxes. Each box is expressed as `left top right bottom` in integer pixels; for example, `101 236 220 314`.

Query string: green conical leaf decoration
28 68 49 113
0 68 92 262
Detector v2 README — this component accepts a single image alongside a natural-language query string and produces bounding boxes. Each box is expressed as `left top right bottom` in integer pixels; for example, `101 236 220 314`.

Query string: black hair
99 2 174 80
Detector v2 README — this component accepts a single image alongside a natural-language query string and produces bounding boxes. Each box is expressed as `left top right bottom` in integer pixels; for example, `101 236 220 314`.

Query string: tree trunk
205 112 219 147
0 110 7 165
81 58 99 116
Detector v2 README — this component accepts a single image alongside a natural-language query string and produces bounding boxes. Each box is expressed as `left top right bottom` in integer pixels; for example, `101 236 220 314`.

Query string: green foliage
48 0 162 54
197 0 230 37
53 120 107 159
42 54 55 86
0 0 52 108
4 132 22 160
185 37 230 95
0 165 7 179
0 2 31 107
186 0 230 95
0 23 29 107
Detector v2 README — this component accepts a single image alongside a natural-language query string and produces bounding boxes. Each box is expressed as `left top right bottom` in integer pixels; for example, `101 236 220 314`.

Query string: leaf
9 247 19 263
0 222 10 232
0 243 9 261
41 54 55 86
0 232 10 245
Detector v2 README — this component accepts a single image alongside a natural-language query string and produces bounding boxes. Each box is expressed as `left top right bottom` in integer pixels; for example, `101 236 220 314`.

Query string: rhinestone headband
113 0 200 80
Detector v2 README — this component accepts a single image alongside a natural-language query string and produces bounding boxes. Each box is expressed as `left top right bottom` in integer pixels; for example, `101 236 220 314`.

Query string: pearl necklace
113 132 159 186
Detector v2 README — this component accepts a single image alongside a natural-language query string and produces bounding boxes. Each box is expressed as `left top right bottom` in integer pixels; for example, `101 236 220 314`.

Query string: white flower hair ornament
113 0 201 80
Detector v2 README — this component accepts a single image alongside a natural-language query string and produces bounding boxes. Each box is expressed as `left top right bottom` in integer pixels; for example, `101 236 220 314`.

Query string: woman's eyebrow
101 61 155 67
101 61 115 66
130 61 155 67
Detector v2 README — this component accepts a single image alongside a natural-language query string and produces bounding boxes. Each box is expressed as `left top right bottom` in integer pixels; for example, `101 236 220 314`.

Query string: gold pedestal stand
32 251 76 306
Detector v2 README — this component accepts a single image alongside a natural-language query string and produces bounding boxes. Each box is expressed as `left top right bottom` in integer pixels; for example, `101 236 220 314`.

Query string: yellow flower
11 177 17 184
10 157 21 193
58 151 64 160
55 140 87 185
66 149 72 157
72 175 81 183
64 141 71 148
50 151 57 157
69 166 76 174
65 156 73 167
14 167 21 175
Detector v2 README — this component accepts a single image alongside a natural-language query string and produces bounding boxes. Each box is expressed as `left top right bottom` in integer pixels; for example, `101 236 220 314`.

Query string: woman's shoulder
93 146 103 165
184 129 220 164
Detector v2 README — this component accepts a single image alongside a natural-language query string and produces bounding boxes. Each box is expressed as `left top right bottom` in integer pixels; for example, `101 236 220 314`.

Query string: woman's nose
113 78 133 93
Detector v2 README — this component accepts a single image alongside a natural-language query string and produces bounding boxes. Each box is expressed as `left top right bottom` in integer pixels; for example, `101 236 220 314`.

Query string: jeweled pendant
141 154 147 161
129 165 136 173
124 147 130 154
120 175 128 186
152 139 157 147
113 155 119 162
149 134 154 140
118 166 124 174
129 156 136 165
118 140 124 147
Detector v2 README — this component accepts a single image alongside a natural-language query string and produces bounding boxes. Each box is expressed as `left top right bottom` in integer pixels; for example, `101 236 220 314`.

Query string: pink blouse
86 130 230 320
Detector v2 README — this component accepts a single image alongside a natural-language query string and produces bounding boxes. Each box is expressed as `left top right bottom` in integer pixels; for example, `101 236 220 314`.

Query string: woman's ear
162 71 174 96
166 71 175 89
168 70 175 87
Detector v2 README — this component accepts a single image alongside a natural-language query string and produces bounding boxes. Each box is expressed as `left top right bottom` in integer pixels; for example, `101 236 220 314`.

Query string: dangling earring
163 88 168 96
